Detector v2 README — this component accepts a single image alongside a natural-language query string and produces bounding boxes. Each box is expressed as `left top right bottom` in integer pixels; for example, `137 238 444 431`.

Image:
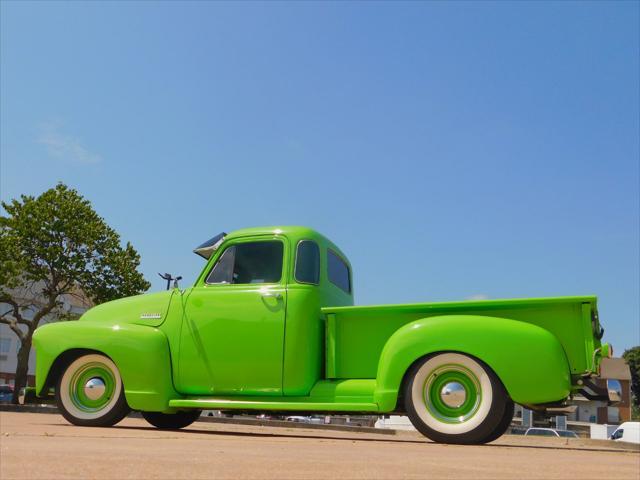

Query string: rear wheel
142 410 202 430
404 352 509 444
56 353 130 427
482 398 514 443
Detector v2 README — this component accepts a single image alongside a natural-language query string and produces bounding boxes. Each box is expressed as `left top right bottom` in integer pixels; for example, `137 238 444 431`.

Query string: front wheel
56 353 130 427
142 410 202 430
404 352 510 444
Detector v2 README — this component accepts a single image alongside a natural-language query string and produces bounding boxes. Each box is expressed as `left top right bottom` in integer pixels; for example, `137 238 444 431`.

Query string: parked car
610 422 640 444
32 226 624 444
0 384 13 403
285 416 310 423
525 428 578 438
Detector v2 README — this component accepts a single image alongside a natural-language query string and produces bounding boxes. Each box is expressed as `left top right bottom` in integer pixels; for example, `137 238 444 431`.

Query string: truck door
176 237 287 395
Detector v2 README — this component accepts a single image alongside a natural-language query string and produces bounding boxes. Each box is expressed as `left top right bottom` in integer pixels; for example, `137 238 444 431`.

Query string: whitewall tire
404 352 509 444
56 353 130 427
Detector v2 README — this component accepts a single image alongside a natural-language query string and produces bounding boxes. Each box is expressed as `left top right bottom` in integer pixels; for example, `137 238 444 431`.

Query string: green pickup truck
32 226 620 444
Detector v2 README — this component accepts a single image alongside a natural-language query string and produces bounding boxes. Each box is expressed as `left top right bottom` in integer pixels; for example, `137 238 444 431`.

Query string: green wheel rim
69 362 116 412
422 363 481 424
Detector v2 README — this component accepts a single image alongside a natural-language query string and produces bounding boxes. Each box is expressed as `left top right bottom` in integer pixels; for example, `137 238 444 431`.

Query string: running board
168 397 378 413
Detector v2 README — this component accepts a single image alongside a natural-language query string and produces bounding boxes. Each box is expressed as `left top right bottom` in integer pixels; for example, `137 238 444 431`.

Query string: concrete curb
575 437 640 452
0 404 58 414
0 404 394 435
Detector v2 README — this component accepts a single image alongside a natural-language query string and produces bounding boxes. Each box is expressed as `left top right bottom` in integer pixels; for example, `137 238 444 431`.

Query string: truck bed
322 296 599 380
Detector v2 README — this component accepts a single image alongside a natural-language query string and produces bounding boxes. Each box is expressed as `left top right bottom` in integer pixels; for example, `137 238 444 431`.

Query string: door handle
261 292 282 300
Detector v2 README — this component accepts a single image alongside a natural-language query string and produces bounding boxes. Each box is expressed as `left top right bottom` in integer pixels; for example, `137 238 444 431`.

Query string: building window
0 337 11 353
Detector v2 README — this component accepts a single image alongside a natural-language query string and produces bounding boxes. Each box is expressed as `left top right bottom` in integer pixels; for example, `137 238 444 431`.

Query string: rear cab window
295 240 320 284
327 249 351 294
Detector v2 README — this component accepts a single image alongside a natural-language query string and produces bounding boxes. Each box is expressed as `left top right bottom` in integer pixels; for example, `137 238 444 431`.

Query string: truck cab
174 226 353 397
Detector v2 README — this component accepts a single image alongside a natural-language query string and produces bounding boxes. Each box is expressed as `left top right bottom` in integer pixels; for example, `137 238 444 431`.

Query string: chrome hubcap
84 377 106 401
440 381 466 408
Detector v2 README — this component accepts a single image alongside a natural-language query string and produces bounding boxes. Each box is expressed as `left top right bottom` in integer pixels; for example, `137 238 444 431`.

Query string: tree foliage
622 346 640 418
0 183 150 402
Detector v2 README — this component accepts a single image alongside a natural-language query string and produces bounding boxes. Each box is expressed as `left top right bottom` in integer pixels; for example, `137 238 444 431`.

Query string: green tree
622 346 640 419
0 183 150 403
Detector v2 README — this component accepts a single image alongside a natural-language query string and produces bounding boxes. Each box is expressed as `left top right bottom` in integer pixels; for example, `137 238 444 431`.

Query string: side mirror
158 273 182 290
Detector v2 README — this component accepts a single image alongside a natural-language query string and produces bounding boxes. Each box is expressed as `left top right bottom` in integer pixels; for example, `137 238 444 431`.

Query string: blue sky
1 1 638 351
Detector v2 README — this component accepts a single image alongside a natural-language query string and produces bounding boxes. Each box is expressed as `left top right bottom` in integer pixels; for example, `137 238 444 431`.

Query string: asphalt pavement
1 412 638 479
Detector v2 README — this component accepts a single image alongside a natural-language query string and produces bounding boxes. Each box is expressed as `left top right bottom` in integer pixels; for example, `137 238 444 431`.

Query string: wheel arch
396 349 510 413
41 348 105 395
373 315 571 411
33 321 179 411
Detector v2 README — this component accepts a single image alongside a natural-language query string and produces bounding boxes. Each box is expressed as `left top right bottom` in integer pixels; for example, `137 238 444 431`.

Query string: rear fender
374 315 571 411
33 321 178 412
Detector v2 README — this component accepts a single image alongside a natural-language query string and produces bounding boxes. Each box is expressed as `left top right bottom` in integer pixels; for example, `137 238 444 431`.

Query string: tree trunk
11 335 32 404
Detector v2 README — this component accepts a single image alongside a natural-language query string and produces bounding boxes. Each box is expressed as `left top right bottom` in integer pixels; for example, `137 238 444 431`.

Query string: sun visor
193 232 226 259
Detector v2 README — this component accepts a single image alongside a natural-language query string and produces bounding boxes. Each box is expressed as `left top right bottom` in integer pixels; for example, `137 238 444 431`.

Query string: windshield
557 430 577 438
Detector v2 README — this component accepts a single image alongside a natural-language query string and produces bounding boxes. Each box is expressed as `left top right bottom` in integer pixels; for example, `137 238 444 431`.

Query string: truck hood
79 290 176 327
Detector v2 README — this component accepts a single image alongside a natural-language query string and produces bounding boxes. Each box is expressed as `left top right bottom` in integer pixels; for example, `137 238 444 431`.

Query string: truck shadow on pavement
80 424 633 454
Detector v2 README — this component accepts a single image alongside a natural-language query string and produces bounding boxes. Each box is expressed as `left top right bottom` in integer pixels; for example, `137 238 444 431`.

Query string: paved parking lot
1 412 638 479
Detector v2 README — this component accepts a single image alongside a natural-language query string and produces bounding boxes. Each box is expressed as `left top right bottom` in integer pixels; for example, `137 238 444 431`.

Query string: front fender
374 315 571 411
33 321 178 412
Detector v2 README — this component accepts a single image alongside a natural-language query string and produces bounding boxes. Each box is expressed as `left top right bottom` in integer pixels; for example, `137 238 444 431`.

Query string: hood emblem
140 313 162 319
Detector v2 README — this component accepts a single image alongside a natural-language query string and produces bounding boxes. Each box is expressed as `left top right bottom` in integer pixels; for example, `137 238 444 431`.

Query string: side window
327 249 351 293
206 241 283 285
295 241 320 284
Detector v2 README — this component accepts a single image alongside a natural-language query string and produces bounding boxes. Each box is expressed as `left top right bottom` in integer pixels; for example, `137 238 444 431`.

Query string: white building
0 285 91 386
